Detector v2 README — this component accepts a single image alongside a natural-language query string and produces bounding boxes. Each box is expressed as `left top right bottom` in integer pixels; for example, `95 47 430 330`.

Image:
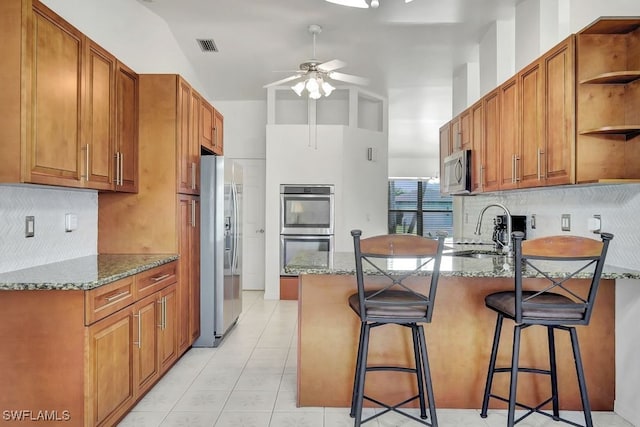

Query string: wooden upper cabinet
200 100 215 153
482 89 501 192
27 1 84 187
84 40 116 190
189 89 201 193
213 108 224 155
114 61 139 192
519 60 545 188
459 109 471 151
450 116 461 152
438 122 451 185
498 77 519 190
470 100 484 193
576 19 640 183
177 78 199 194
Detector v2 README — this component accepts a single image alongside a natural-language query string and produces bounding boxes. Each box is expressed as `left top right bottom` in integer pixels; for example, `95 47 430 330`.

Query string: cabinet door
177 78 194 194
450 117 461 152
84 40 115 190
482 89 501 192
544 36 575 186
499 77 519 190
460 109 472 151
470 100 484 193
519 61 545 188
133 294 159 396
201 100 215 152
438 122 451 187
189 90 201 194
159 283 179 372
190 197 201 344
213 108 224 155
86 307 135 427
178 195 199 353
115 61 139 192
28 2 83 187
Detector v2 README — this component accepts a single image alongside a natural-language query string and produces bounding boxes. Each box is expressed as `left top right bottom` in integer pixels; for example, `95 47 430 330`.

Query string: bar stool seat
480 231 614 427
348 230 446 427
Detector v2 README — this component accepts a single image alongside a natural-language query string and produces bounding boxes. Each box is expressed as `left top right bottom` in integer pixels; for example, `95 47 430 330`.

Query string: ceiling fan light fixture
292 81 305 96
321 80 335 96
324 0 369 8
370 0 379 7
305 76 320 93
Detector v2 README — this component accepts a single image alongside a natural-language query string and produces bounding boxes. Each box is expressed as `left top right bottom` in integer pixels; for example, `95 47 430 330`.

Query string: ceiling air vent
197 38 218 53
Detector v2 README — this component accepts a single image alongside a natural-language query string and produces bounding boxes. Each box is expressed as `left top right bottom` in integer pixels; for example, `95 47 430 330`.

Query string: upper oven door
280 192 335 235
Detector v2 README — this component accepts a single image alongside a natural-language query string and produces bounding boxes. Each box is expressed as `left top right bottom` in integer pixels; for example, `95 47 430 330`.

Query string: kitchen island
287 248 639 411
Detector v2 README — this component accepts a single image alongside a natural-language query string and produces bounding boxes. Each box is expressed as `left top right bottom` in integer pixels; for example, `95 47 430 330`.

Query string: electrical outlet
531 214 536 229
588 214 601 234
25 216 35 238
561 214 571 232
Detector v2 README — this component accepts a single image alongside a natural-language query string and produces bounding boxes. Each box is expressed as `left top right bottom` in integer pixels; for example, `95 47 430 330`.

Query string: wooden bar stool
349 230 446 427
480 231 613 427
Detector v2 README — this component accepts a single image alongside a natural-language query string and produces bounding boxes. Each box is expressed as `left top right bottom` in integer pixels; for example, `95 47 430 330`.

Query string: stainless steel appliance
195 155 243 347
442 150 471 194
493 215 526 248
280 185 334 235
280 184 334 275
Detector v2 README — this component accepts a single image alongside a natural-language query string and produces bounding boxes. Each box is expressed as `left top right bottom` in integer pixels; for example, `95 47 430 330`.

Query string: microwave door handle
455 158 463 183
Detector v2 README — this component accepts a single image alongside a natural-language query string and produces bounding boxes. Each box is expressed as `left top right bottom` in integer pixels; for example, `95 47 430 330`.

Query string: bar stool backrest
513 231 614 325
351 230 446 324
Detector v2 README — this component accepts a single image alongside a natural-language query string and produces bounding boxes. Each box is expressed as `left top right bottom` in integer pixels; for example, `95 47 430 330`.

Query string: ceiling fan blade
317 59 346 72
263 74 304 88
328 71 370 86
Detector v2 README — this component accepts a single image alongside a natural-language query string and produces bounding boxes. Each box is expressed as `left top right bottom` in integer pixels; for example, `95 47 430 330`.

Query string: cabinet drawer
136 262 177 299
85 276 135 325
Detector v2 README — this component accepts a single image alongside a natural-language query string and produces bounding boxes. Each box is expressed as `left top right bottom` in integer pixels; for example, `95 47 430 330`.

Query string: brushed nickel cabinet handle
191 199 196 227
162 296 167 330
119 152 124 186
157 299 163 328
191 162 197 190
151 273 171 282
84 144 90 181
133 311 141 348
515 155 520 182
105 291 129 302
538 148 544 180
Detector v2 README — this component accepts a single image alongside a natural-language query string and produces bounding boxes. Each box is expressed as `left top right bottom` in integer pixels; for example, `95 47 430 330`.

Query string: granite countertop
285 245 640 280
0 254 179 291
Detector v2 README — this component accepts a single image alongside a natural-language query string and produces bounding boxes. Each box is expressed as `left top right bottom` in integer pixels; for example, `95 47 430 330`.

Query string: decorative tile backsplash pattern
0 185 97 273
454 184 640 270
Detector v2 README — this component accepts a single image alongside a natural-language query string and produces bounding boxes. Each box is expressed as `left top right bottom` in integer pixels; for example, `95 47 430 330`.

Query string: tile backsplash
454 184 640 270
0 185 97 273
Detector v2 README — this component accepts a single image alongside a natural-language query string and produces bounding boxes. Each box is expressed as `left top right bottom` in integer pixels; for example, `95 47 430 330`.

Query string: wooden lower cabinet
0 261 179 427
87 306 136 427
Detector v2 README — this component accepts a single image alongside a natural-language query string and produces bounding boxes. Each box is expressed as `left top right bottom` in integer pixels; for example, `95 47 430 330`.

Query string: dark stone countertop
0 254 179 291
285 244 640 280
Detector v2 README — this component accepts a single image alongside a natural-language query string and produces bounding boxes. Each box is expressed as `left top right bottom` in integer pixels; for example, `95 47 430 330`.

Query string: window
388 179 453 237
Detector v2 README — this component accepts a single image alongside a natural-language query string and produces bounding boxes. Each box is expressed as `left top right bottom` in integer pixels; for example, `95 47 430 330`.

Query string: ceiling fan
263 24 369 98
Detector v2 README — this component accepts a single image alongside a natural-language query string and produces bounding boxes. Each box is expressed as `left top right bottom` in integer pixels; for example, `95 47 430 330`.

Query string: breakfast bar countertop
0 254 179 291
285 244 640 280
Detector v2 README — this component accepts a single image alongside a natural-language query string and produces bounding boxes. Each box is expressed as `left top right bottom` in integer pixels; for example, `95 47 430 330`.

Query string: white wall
214 101 267 160
264 124 387 299
0 185 97 273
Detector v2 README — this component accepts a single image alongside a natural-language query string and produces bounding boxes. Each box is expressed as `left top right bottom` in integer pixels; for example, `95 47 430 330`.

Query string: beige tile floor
118 291 632 427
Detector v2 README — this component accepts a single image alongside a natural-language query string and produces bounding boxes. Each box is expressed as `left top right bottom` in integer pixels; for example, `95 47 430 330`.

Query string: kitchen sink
446 249 507 259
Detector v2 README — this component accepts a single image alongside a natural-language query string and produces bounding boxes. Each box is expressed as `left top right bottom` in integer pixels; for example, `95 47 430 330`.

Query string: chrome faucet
474 203 512 255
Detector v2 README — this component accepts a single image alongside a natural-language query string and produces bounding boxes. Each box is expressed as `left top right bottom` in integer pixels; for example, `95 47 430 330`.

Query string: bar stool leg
481 314 505 418
411 324 427 419
547 326 560 420
350 322 366 418
507 325 522 427
417 325 438 427
569 327 593 427
353 323 371 427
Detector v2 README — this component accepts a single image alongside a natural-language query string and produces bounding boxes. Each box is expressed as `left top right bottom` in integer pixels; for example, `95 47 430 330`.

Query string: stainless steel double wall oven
280 185 334 275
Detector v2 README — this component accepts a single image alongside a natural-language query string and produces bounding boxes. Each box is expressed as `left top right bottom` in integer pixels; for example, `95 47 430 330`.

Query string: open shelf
580 71 640 84
579 125 640 136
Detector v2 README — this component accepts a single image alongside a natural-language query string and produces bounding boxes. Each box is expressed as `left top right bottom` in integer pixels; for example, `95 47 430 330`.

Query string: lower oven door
280 235 334 275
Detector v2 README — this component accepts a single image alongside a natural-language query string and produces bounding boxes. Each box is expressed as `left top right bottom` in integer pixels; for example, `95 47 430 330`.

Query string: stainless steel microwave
442 150 471 194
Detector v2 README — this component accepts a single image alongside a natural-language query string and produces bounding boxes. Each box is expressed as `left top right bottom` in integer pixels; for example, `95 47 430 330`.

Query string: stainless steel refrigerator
195 155 242 347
